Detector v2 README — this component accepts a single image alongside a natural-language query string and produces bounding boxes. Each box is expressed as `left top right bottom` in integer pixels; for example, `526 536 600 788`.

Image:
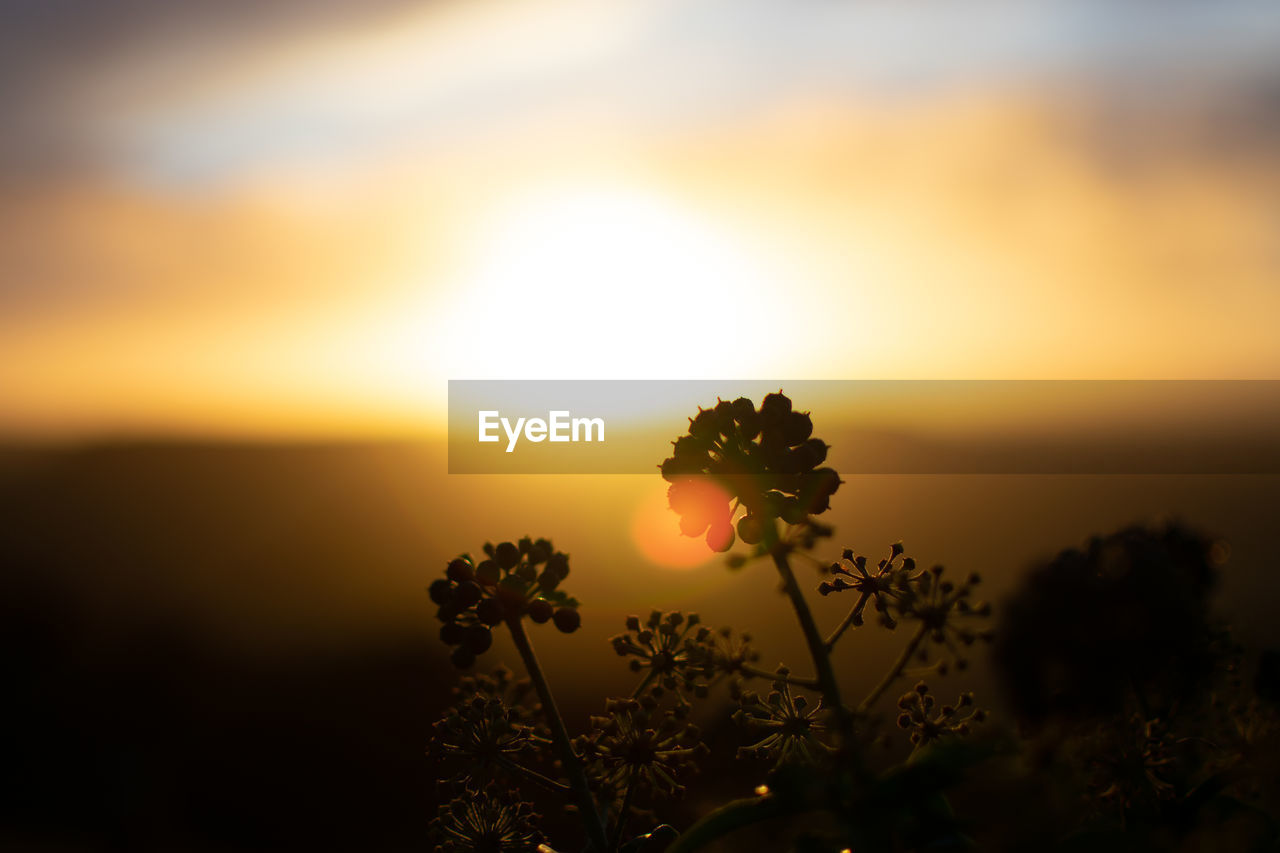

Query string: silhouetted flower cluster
574 696 709 801
896 564 992 672
734 668 830 764
710 625 761 686
662 392 841 552
421 396 1020 853
610 611 714 710
821 543 992 670
820 542 913 628
429 666 546 783
895 682 986 748
1087 715 1181 811
432 783 542 853
430 537 579 669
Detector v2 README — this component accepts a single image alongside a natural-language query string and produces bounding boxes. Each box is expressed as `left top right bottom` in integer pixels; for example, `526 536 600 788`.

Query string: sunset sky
3 0 1279 439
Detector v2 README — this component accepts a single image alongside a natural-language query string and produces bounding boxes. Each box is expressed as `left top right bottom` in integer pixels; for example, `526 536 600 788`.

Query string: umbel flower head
711 626 762 692
429 666 547 783
734 668 832 765
574 695 709 801
819 542 914 629
1079 714 1185 815
610 611 715 709
894 563 993 672
895 682 987 748
432 783 543 853
430 536 579 669
662 392 842 552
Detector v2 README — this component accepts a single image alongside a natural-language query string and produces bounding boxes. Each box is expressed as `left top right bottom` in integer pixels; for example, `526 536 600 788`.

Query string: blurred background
2 0 1279 850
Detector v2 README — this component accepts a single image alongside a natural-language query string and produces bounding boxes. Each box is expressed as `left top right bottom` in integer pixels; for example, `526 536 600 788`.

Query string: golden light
410 183 788 380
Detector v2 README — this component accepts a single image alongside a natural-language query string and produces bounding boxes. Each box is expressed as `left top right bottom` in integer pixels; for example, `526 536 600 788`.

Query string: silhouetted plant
426 392 1001 852
895 682 987 750
575 695 708 802
428 666 550 788
432 782 543 852
733 667 831 763
994 522 1219 729
609 611 715 712
994 522 1280 848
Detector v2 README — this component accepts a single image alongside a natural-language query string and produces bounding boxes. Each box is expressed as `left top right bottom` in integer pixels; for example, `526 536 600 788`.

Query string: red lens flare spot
630 478 731 569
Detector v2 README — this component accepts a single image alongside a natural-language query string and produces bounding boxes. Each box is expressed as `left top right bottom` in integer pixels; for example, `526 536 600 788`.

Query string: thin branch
770 548 857 750
507 616 610 853
823 601 864 650
493 754 570 795
608 777 635 852
737 664 819 689
630 667 659 699
792 550 829 569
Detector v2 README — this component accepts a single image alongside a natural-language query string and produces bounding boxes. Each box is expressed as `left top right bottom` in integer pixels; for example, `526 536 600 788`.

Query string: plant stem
824 601 864 650
506 616 610 853
858 624 927 713
609 778 635 852
630 667 659 699
769 548 850 736
737 663 819 688
493 754 570 795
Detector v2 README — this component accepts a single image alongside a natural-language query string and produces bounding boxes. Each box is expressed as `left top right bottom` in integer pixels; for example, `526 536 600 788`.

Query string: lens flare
629 478 730 570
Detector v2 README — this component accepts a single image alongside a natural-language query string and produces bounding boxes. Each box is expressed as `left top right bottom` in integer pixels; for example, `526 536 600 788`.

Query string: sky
2 0 1279 439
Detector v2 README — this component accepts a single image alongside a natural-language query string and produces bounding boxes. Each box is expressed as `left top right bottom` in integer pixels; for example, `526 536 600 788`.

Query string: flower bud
553 607 581 633
463 624 493 654
783 411 813 445
737 514 766 546
545 553 570 580
713 399 736 434
476 598 505 626
760 391 792 424
689 409 718 440
527 599 554 624
428 579 454 605
446 559 474 583
474 560 501 586
706 522 735 552
494 542 521 570
780 497 808 526
454 581 482 608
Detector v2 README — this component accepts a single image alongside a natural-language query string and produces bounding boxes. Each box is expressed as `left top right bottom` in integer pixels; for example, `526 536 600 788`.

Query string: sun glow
412 184 785 381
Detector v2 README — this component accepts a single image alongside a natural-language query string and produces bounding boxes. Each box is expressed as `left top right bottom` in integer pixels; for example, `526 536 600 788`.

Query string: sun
425 183 783 379
337 181 795 429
